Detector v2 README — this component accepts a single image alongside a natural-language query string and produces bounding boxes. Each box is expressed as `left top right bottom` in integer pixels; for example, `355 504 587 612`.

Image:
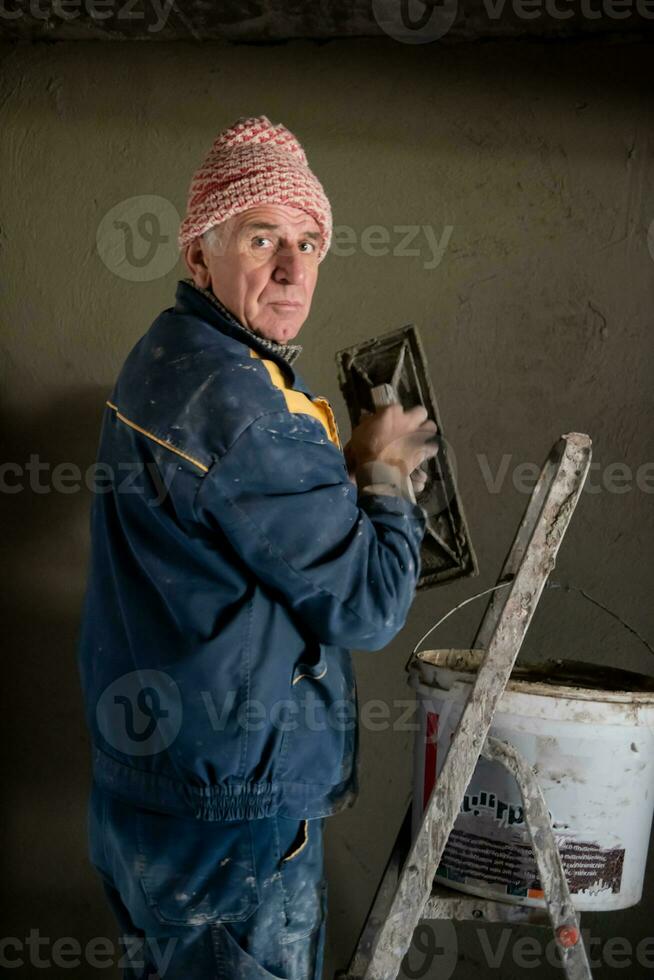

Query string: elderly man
78 115 437 980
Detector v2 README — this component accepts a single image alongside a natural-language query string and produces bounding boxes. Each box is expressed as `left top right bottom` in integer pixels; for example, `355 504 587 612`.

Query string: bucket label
437 829 625 899
461 789 529 828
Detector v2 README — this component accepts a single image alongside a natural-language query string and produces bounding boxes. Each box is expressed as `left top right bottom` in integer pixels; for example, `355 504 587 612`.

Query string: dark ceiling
0 0 652 41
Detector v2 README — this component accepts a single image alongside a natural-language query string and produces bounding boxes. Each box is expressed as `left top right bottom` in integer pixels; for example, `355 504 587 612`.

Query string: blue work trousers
87 783 327 979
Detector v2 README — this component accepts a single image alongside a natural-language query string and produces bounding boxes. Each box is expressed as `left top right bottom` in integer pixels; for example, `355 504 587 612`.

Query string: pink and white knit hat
177 115 332 262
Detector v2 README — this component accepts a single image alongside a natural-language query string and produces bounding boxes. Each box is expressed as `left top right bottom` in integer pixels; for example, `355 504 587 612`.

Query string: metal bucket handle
405 578 514 672
407 578 654 673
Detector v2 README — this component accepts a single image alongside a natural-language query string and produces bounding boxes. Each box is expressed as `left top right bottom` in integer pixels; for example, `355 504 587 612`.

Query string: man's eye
253 237 272 248
299 241 316 253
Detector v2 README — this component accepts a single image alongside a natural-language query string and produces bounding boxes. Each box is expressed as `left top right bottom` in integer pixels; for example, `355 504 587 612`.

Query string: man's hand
344 404 439 488
345 454 431 491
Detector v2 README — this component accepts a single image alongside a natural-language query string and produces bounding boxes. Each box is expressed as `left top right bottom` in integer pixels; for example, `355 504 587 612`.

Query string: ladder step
426 883 551 925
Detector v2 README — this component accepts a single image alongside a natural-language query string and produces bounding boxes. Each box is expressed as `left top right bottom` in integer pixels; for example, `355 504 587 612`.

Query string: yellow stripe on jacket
249 349 342 450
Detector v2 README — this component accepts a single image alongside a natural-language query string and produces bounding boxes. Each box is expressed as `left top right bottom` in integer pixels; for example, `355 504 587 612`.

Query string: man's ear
183 237 211 288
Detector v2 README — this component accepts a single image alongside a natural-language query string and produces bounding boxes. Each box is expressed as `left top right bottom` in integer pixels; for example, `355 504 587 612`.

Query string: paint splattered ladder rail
336 432 594 980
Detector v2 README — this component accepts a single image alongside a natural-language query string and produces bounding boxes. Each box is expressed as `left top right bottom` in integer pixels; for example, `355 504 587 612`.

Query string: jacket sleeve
193 410 426 651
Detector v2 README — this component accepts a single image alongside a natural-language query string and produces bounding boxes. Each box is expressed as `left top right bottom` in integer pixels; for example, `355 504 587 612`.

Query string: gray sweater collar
183 278 303 367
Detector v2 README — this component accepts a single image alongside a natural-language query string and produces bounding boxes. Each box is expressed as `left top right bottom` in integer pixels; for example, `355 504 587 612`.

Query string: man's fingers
414 438 439 472
402 412 437 441
403 428 439 451
405 404 428 424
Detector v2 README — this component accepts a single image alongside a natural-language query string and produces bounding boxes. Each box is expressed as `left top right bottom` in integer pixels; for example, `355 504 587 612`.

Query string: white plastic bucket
409 650 654 911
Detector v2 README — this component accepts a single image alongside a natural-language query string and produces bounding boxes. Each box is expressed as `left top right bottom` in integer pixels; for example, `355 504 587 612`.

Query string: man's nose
273 249 305 285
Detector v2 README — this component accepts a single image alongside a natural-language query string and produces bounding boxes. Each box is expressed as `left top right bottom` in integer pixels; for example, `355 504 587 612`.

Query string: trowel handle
371 383 399 408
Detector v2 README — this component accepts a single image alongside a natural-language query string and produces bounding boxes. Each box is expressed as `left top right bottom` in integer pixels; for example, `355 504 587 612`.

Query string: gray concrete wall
1 38 653 979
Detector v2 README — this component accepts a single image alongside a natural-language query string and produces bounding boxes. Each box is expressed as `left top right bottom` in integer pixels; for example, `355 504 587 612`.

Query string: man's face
183 204 322 344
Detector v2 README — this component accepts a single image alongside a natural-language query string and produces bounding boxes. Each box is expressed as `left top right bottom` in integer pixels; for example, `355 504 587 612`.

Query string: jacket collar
174 278 303 369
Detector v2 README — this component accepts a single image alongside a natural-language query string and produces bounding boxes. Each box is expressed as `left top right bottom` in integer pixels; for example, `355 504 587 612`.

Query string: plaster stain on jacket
168 353 193 367
184 372 217 413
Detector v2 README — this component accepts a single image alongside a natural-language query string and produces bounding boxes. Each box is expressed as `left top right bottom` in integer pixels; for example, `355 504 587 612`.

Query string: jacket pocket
280 646 356 789
135 809 260 926
291 644 328 687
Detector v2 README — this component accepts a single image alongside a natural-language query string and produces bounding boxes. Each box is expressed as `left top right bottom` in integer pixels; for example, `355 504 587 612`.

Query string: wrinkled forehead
227 204 322 239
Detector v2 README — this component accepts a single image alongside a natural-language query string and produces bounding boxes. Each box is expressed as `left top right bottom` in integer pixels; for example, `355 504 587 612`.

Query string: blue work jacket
77 278 426 822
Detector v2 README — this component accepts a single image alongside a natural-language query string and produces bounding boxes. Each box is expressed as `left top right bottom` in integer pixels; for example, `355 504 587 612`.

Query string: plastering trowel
336 324 477 590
